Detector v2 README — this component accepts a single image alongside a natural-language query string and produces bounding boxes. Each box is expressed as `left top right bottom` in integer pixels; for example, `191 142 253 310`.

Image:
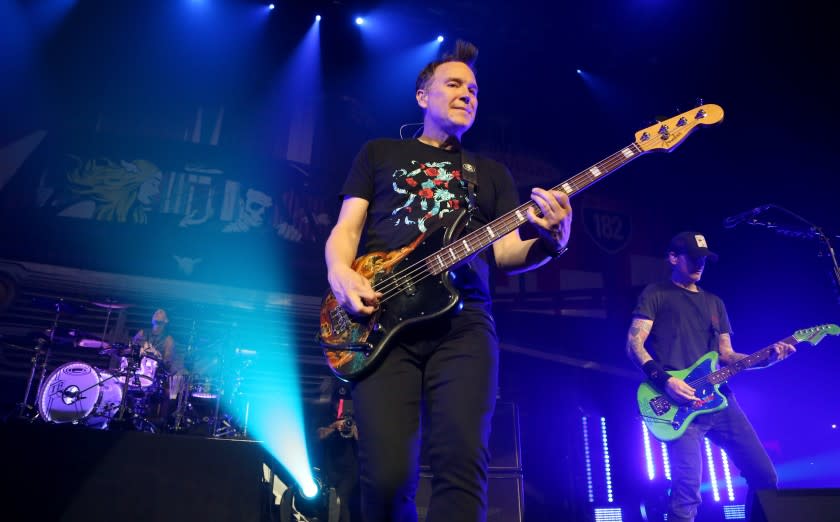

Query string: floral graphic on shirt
391 160 465 233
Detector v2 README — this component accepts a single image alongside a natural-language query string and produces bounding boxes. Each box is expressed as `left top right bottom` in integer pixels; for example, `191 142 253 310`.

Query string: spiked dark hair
414 39 479 93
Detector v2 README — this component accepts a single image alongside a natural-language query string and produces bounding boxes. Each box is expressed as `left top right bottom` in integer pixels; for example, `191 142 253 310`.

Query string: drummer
132 308 181 374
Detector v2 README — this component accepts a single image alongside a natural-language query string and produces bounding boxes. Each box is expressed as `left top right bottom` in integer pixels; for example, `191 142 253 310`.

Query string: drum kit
16 298 249 438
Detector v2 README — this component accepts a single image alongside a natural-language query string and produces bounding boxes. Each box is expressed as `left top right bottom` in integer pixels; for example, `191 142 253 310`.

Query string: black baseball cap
667 231 719 261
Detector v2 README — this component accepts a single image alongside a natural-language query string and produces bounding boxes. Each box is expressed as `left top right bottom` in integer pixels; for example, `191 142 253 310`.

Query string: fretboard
706 335 798 385
425 142 646 274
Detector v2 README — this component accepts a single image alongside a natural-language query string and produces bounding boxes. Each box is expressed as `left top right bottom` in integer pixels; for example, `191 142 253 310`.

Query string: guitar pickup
394 276 416 296
329 307 352 334
650 396 672 416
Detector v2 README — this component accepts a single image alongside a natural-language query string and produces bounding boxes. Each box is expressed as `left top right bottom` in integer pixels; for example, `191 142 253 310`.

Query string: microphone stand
744 204 840 304
816 228 840 303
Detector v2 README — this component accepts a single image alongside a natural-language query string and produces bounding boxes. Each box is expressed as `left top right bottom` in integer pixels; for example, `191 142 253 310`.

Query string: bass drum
37 361 123 428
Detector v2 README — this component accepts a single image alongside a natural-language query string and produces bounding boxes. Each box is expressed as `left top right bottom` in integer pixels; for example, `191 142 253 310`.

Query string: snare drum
37 361 123 428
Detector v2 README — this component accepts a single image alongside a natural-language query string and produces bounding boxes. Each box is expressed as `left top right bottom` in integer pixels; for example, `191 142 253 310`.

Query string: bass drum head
37 361 122 427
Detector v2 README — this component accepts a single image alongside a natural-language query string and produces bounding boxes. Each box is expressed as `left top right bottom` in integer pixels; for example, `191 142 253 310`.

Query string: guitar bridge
650 396 672 416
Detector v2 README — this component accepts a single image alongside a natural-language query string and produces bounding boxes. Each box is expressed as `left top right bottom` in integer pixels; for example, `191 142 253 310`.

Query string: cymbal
1 342 37 353
98 343 132 357
41 327 90 344
77 338 110 349
91 300 132 310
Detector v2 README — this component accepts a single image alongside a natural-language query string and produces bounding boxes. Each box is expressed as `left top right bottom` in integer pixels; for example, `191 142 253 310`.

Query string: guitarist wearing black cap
626 231 796 522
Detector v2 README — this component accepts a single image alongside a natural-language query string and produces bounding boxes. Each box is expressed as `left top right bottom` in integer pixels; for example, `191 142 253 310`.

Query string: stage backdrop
0 131 336 293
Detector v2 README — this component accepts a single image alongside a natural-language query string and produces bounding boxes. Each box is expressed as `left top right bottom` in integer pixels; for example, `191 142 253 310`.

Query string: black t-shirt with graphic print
340 138 519 304
633 281 732 371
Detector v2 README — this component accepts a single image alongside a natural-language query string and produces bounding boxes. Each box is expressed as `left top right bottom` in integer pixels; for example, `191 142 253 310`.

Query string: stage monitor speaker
751 488 840 522
0 421 280 521
415 472 523 522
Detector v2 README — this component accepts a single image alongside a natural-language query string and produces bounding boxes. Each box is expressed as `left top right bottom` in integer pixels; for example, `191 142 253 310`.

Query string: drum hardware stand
17 337 46 420
170 372 193 432
209 341 234 438
19 299 69 420
99 300 115 345
109 343 147 431
170 318 198 432
209 373 224 437
241 398 250 438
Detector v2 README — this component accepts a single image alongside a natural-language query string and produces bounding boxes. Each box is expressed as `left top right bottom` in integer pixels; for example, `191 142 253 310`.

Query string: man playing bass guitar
324 40 572 522
626 231 796 522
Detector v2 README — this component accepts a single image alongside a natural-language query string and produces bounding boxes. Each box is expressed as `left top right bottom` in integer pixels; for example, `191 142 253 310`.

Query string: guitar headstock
793 324 840 345
634 104 724 153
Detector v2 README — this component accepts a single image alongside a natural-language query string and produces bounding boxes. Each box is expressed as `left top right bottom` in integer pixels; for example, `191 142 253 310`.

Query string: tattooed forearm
626 319 653 367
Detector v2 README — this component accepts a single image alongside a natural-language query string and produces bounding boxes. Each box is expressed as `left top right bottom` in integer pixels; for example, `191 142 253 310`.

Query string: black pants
667 392 778 522
352 305 499 522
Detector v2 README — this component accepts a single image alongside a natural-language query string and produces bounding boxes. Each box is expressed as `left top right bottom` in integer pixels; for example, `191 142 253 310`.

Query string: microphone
722 205 771 229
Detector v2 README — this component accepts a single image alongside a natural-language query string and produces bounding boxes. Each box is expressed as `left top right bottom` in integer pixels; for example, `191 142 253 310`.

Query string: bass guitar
638 323 839 442
319 104 725 381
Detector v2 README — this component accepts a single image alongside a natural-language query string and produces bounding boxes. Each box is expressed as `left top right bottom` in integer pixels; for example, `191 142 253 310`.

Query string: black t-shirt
340 138 519 303
633 281 732 371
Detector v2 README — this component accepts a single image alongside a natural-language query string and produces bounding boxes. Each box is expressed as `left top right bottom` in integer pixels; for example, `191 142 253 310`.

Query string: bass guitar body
319 210 470 381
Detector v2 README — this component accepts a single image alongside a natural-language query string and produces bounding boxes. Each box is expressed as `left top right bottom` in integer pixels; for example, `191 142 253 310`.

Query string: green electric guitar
638 323 839 442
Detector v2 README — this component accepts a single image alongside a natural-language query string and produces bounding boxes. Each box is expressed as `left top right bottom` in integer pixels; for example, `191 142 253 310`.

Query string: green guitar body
637 351 729 442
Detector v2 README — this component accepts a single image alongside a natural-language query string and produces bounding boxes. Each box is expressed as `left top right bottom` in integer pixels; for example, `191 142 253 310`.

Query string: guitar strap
460 148 479 214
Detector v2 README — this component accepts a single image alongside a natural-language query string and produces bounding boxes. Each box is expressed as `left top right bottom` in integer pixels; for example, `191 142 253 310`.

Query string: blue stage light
576 69 583 74
582 416 595 503
660 442 672 481
315 14 321 22
269 3 275 9
355 17 365 25
720 448 736 502
723 504 747 520
641 421 655 481
437 35 444 43
600 417 614 503
301 478 320 498
704 437 721 502
594 507 624 521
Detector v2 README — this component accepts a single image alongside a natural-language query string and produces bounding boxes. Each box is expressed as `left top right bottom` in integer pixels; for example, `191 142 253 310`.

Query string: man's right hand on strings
328 264 382 316
665 377 700 403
